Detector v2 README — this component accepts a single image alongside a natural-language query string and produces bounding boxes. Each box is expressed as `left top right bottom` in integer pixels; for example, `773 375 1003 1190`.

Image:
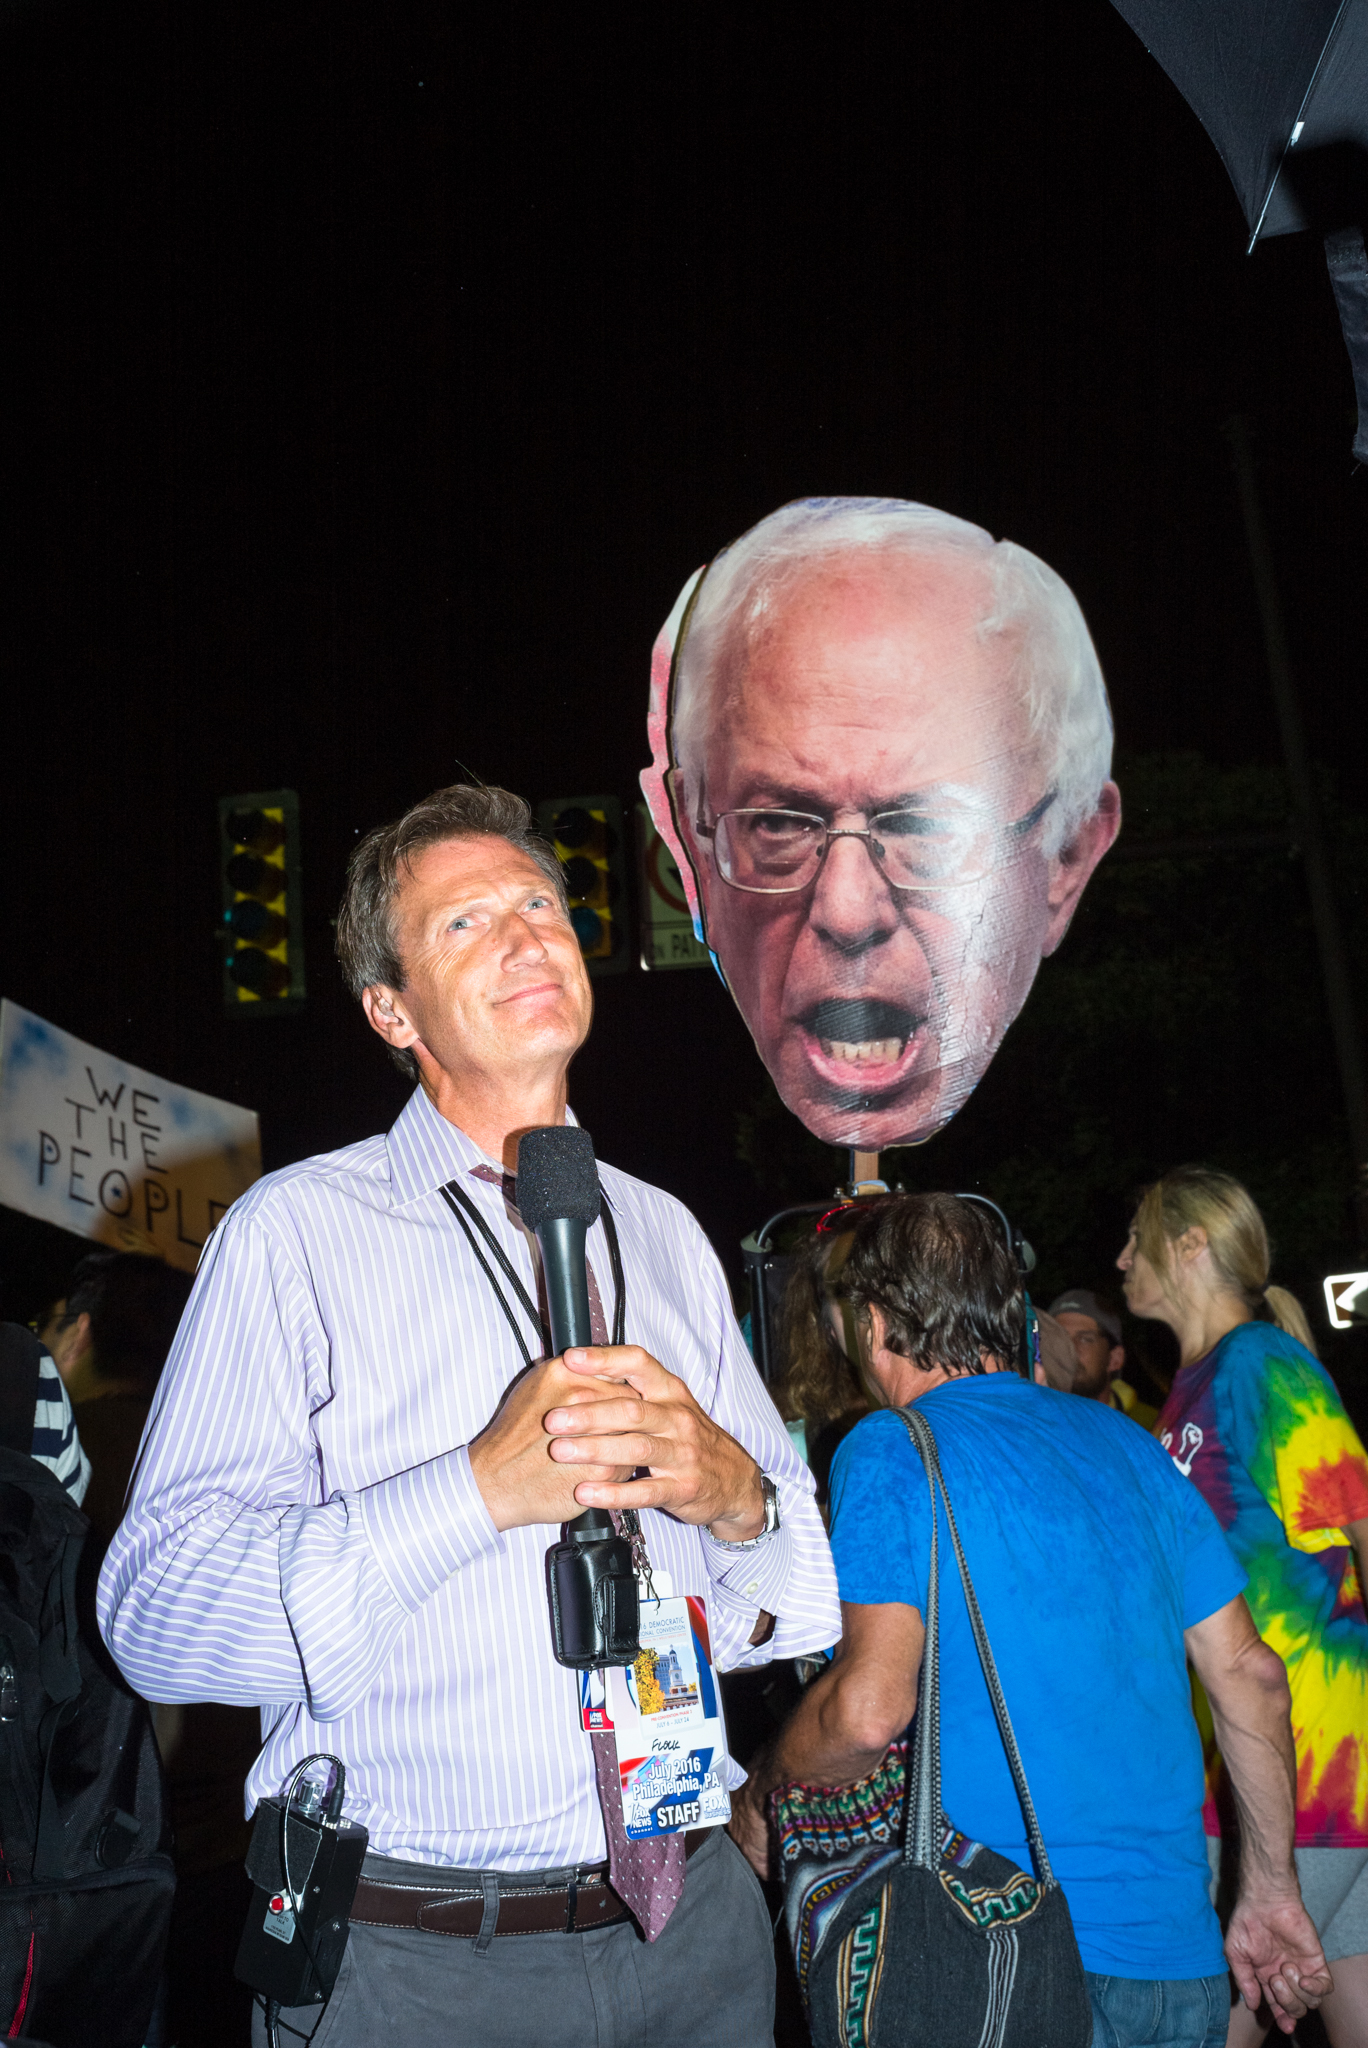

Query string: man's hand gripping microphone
518 1125 641 1669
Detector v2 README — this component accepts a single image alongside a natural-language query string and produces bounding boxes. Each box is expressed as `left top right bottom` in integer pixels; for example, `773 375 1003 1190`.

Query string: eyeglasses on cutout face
691 791 1057 896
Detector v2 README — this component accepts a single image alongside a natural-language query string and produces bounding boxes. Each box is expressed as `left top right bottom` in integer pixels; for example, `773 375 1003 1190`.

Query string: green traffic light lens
226 898 284 943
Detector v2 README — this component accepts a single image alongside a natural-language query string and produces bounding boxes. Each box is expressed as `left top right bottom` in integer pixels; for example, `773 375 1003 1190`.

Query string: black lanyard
437 1176 627 1368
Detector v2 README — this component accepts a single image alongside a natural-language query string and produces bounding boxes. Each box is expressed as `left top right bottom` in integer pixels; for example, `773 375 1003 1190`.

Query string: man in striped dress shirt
98 781 840 2047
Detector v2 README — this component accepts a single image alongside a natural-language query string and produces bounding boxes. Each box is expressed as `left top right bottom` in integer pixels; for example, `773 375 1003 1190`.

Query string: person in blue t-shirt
729 1194 1332 2048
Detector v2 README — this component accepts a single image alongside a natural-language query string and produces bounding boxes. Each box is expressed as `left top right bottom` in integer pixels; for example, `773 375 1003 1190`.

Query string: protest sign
0 1001 261 1272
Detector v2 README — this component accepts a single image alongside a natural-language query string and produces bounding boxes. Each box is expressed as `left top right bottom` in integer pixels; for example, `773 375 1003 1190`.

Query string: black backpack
0 1324 174 2047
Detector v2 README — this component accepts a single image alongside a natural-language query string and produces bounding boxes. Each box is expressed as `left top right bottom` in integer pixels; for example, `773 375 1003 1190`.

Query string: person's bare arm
1346 1516 1368 1597
1185 1595 1333 2033
727 1601 923 1875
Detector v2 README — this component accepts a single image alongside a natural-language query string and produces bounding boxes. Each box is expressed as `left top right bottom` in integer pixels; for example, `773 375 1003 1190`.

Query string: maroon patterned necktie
470 1167 688 1939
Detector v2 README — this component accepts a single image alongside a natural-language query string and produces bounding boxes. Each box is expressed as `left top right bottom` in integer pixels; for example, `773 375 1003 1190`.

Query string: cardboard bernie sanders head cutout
642 498 1122 1152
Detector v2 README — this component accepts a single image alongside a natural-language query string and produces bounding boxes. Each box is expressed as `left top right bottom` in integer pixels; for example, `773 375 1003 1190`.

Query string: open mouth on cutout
793 996 927 1095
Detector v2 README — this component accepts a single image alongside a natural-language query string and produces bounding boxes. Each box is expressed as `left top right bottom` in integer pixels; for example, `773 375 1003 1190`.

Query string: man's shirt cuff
701 1517 794 1617
362 1445 507 1611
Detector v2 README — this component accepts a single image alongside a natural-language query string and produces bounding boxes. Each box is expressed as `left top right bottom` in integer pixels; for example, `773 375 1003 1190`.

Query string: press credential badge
585 1588 731 1839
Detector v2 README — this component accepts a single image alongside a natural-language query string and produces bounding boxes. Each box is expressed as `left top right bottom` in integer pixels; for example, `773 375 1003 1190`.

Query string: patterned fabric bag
775 1404 1092 2048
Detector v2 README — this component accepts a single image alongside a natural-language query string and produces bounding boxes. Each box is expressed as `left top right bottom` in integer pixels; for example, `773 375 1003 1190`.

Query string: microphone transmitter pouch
547 1512 641 1668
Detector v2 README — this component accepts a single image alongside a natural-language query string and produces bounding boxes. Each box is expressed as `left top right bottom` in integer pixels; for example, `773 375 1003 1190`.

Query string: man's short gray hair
671 497 1114 855
336 783 567 1081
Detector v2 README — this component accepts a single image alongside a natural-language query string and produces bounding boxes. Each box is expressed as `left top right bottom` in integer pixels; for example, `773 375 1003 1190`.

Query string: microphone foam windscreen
516 1125 601 1229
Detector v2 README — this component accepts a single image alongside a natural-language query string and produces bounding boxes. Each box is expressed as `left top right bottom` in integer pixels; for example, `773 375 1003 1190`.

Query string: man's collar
385 1085 578 1207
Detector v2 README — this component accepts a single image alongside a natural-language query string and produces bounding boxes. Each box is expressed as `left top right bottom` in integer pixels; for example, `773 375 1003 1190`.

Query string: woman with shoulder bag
730 1194 1330 2048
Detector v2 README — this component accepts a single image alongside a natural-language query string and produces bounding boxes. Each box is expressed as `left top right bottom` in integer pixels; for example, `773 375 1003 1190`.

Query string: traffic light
537 796 630 977
218 790 306 1015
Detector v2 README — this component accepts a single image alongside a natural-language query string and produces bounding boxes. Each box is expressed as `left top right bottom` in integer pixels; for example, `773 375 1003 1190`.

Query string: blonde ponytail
1262 1283 1318 1360
1136 1165 1318 1358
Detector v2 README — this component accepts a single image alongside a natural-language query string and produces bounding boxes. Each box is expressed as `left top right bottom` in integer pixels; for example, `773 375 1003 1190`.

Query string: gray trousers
250 1829 776 2048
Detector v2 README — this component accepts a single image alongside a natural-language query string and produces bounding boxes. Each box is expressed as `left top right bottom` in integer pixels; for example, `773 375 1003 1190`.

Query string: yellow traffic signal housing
537 796 630 977
218 790 306 1015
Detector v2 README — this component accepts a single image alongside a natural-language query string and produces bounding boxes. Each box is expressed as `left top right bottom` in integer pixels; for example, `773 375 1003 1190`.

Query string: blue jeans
1085 1971 1230 2048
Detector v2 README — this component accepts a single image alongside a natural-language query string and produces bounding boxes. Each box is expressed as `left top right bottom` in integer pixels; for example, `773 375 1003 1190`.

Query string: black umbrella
1111 0 1368 459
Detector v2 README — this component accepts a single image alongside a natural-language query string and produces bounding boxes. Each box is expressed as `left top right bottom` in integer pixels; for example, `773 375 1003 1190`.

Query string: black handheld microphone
518 1125 640 1669
516 1124 600 1357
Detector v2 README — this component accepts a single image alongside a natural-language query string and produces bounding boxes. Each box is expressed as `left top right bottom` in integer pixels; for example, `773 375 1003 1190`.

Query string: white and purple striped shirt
97 1088 839 1870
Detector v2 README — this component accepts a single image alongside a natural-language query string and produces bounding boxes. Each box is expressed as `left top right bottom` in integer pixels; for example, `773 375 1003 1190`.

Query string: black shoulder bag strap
437 1177 627 1359
0 1323 44 1458
898 1403 1056 1886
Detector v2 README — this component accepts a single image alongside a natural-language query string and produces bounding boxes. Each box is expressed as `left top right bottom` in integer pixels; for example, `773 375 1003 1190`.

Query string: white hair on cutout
671 496 1114 855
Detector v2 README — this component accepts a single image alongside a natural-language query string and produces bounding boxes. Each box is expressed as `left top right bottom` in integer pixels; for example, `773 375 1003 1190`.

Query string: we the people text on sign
0 1001 261 1272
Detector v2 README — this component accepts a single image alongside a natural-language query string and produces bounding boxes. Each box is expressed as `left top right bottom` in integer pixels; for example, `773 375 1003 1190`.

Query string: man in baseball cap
1048 1288 1158 1429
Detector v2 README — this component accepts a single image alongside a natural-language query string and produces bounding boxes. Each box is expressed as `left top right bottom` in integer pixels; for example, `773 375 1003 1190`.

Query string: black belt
351 1829 713 1938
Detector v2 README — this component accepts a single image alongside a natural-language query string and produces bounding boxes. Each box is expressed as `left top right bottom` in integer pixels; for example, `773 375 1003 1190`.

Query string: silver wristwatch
710 1475 781 1550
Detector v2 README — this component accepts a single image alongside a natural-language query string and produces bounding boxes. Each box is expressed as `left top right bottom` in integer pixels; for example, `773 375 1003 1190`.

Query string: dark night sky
2 0 1365 1310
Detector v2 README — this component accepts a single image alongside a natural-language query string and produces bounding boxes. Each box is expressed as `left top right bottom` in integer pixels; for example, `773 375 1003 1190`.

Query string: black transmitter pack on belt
235 1759 368 2010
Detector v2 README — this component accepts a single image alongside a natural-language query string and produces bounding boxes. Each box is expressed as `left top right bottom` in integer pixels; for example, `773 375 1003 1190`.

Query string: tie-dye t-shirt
1157 1322 1368 1846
